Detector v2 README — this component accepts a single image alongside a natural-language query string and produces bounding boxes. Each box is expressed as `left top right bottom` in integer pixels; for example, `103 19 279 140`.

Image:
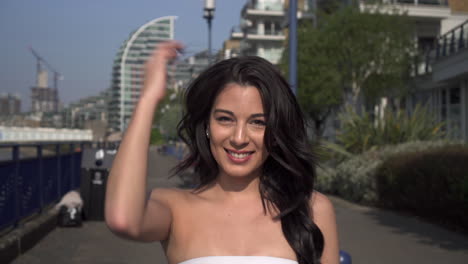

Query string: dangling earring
206 129 210 138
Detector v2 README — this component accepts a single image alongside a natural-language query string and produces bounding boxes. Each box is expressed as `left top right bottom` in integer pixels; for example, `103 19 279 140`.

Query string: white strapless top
178 256 298 264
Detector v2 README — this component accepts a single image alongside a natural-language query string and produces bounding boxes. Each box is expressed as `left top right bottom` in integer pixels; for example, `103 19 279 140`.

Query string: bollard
340 250 352 264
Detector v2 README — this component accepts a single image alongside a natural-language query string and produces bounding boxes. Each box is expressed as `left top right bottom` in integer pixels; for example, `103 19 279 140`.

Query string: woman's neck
212 172 262 202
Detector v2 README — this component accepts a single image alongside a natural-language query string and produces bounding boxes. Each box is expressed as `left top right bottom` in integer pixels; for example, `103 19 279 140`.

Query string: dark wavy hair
174 56 324 264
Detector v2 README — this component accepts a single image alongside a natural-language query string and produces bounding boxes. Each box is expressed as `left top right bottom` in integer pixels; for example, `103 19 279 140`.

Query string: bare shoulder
149 187 184 198
149 187 190 205
310 191 335 217
135 188 192 242
310 191 340 264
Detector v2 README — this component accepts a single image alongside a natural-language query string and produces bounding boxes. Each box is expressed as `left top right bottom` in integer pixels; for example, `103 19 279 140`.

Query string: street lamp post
203 0 216 63
289 0 298 95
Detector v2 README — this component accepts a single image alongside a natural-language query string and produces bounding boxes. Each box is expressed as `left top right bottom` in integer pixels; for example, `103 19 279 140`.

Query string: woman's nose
230 124 249 147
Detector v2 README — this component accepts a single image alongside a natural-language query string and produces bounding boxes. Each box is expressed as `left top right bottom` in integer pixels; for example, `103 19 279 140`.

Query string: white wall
441 16 467 35
0 127 93 142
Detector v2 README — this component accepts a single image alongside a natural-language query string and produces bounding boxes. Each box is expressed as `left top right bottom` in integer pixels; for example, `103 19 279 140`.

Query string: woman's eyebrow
251 113 265 118
213 109 234 116
213 109 265 118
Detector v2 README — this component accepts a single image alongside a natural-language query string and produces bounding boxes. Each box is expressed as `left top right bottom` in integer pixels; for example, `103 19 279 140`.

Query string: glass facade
109 16 176 132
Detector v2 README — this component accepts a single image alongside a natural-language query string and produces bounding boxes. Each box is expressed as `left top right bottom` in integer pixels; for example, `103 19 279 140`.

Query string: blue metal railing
0 141 92 233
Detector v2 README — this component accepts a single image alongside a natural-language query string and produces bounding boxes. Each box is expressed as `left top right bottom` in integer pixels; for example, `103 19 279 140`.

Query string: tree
159 103 183 140
153 89 183 142
281 21 342 139
281 3 415 138
326 5 414 110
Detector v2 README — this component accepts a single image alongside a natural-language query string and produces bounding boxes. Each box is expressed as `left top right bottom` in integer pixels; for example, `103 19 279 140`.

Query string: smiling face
208 83 269 179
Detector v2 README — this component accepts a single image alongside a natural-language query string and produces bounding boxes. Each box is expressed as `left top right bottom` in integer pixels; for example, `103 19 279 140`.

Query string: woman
105 41 339 264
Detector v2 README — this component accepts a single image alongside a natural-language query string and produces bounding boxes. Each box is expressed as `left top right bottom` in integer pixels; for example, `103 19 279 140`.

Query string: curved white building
109 16 177 132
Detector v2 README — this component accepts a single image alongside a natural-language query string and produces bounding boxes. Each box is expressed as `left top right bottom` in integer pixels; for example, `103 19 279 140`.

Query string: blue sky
0 0 245 111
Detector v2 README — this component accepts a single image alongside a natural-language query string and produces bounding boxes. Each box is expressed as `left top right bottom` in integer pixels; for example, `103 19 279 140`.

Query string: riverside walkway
10 149 468 264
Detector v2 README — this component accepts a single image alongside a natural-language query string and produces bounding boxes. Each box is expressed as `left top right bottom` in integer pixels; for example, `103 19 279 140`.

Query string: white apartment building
220 28 243 60
238 0 314 64
239 0 288 64
172 50 212 92
315 1 468 142
108 16 177 132
361 0 467 51
408 20 468 141
372 0 468 141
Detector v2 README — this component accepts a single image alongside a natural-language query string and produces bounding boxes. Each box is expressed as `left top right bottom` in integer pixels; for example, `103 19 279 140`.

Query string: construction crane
29 46 64 93
29 47 64 112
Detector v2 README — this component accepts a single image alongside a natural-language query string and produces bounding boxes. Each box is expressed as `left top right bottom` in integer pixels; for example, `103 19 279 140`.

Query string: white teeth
228 151 251 159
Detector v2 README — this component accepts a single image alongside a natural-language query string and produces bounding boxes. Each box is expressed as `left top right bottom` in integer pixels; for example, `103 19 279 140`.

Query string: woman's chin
218 168 261 180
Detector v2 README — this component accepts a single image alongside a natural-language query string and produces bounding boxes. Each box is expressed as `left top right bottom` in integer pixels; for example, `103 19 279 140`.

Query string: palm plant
337 104 444 154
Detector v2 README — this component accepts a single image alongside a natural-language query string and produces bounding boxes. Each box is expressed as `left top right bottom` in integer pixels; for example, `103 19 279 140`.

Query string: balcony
244 28 285 41
363 0 448 5
231 31 243 40
361 0 450 19
433 20 468 82
435 20 468 59
412 20 468 80
393 0 448 6
241 1 284 18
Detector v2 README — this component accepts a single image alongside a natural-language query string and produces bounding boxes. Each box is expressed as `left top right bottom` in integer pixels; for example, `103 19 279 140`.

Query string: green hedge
376 145 468 232
316 140 461 204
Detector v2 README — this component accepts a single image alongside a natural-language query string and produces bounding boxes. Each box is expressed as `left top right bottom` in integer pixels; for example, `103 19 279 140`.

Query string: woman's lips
225 149 254 163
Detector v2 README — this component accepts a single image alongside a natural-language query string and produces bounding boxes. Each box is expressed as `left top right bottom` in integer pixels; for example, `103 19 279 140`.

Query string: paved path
11 148 468 264
332 197 468 264
12 147 176 264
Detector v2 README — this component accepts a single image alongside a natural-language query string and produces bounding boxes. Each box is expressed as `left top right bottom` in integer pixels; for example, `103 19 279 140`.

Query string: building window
448 87 461 138
437 87 461 139
418 36 436 53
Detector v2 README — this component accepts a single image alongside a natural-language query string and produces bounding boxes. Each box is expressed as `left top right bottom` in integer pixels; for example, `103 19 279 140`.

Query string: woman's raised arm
104 41 183 241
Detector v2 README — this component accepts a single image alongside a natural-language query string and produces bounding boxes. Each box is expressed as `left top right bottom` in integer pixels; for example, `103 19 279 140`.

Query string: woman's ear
205 122 210 139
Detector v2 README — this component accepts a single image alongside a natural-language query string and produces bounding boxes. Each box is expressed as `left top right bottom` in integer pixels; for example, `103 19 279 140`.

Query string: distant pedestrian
105 41 339 264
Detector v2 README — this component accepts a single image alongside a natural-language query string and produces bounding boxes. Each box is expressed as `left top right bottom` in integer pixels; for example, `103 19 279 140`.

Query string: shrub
316 140 461 204
337 105 444 154
376 145 468 232
316 165 339 194
150 128 164 145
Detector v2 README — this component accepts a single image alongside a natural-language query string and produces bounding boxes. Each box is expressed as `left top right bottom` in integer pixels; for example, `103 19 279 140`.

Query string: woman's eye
251 119 266 126
216 116 232 122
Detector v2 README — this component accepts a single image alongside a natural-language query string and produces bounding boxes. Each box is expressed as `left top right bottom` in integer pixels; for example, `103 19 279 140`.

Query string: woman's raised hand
142 41 184 103
105 41 182 240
